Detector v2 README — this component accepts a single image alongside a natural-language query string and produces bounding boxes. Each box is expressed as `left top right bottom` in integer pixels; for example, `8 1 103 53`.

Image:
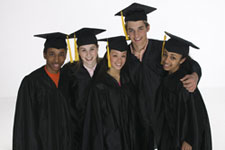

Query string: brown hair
125 20 149 31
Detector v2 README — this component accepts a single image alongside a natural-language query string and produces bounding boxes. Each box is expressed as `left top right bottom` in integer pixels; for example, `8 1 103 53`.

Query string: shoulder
26 66 45 80
18 66 44 90
149 39 163 45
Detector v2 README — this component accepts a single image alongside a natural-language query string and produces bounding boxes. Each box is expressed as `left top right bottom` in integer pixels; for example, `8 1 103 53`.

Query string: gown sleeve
13 76 41 150
183 56 202 82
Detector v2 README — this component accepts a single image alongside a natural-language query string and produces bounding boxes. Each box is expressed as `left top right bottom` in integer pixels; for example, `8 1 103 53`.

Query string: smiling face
126 20 149 49
78 44 98 68
44 48 67 74
109 49 127 72
162 49 186 74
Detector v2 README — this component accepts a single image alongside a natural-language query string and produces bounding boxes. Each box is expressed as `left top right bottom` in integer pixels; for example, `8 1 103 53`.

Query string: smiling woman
61 27 106 150
82 36 138 150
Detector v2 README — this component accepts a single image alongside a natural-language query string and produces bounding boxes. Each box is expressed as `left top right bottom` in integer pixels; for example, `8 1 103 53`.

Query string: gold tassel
66 36 73 63
121 11 129 40
161 35 167 64
74 34 79 62
107 40 111 68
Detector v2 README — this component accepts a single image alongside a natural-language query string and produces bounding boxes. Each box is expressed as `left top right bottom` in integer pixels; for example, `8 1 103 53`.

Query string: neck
107 68 120 83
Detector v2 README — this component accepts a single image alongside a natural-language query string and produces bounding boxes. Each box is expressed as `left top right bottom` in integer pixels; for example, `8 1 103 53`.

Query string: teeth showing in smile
54 64 59 68
164 64 169 67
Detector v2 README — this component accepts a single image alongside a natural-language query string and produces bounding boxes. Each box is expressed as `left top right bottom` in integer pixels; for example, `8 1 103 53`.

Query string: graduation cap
98 36 128 68
68 28 106 62
34 32 68 50
164 31 199 56
115 3 156 40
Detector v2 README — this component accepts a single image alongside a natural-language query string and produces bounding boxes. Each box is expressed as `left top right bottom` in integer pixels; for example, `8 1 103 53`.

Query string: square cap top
115 3 156 22
68 28 106 46
98 36 128 52
34 32 68 49
165 31 199 56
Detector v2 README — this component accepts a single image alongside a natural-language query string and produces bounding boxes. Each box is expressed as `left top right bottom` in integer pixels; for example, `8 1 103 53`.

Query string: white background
0 0 224 149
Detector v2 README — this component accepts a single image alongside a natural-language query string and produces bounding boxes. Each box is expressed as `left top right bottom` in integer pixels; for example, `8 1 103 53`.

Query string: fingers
180 74 190 82
181 142 192 150
180 74 197 92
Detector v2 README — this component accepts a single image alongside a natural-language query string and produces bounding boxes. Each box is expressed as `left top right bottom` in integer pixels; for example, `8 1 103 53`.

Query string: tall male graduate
115 3 202 150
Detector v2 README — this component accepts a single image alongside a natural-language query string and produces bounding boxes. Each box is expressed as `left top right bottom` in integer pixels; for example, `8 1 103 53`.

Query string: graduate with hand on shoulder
154 32 212 150
62 28 106 150
115 3 202 150
82 36 136 150
13 32 73 150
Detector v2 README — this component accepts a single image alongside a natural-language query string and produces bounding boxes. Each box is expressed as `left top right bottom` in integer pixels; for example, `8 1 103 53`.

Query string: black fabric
165 31 199 57
82 65 137 150
62 60 102 150
68 28 106 47
34 32 68 49
114 3 156 22
153 65 212 150
98 36 128 52
124 39 202 150
13 66 72 150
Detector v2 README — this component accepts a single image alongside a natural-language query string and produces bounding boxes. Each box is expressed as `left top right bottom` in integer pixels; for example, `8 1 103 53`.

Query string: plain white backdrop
0 0 224 149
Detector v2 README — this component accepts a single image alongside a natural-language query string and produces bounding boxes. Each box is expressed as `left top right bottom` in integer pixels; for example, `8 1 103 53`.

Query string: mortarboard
98 36 128 68
34 32 68 50
68 28 106 62
69 28 106 46
164 31 199 56
115 3 156 40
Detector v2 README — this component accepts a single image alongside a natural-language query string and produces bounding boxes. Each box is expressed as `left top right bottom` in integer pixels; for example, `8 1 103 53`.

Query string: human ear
180 57 186 64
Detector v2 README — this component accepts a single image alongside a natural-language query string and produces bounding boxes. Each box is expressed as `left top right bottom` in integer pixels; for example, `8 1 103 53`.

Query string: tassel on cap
121 11 129 40
66 36 73 63
161 34 167 64
107 40 111 68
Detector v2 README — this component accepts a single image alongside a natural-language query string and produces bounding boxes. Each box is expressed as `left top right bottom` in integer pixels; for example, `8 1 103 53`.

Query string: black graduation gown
153 65 212 150
82 71 136 150
13 66 72 150
124 39 202 150
62 61 101 150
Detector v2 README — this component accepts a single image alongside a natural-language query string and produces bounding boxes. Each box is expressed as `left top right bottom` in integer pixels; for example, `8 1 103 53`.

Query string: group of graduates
13 2 212 150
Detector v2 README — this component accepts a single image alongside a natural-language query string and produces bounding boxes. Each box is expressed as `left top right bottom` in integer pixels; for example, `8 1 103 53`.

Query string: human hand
180 72 198 92
181 141 192 150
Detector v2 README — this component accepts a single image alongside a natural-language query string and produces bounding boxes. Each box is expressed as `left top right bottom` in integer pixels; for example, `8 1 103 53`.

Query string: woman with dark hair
82 36 136 150
154 32 212 150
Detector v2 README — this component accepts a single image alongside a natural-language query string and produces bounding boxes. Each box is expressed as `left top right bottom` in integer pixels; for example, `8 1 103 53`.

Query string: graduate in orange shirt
13 32 73 150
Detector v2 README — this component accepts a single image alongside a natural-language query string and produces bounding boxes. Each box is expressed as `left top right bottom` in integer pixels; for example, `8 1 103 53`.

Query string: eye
138 26 144 30
171 56 176 60
112 54 118 57
49 52 54 56
122 55 126 58
80 49 86 52
59 52 65 57
128 29 134 33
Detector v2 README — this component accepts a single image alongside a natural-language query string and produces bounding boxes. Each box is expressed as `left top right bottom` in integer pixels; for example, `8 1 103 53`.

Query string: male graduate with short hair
115 3 202 150
13 32 73 150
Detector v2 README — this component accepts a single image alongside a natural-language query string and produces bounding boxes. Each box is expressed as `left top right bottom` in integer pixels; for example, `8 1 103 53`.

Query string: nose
134 31 139 38
86 51 91 57
55 55 59 63
117 57 122 64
